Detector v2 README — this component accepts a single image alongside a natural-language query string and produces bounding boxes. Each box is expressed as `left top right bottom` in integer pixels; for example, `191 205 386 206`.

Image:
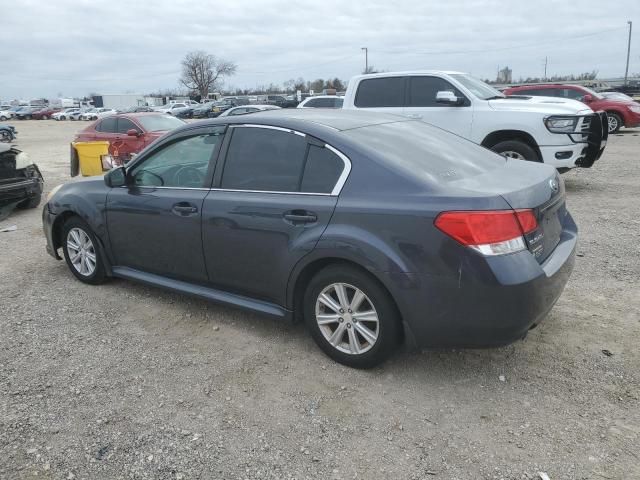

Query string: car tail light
435 209 538 256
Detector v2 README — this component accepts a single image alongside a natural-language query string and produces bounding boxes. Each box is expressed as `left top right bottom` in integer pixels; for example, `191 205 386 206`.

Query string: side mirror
582 94 593 103
104 166 126 187
127 128 140 137
436 90 462 106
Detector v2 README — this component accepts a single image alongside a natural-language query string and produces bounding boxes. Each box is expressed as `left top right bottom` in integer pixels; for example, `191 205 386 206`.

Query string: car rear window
354 77 405 108
343 121 502 182
136 115 185 132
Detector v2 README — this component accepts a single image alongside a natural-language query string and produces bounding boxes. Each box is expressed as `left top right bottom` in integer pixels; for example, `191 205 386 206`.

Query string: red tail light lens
435 210 538 256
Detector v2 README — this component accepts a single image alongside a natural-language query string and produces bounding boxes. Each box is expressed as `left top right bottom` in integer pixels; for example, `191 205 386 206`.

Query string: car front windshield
450 74 505 100
137 115 186 132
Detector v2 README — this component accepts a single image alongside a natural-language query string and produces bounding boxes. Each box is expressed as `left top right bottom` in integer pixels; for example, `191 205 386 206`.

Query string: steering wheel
175 166 205 187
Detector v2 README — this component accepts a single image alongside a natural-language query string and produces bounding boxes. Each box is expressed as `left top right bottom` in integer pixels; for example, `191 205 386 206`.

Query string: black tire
17 193 41 209
0 131 12 143
490 140 540 162
303 265 400 368
0 115 7 121
61 217 107 285
606 112 622 134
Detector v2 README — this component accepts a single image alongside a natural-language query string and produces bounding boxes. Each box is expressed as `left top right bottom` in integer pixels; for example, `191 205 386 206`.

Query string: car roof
352 70 466 80
192 109 410 132
303 95 342 100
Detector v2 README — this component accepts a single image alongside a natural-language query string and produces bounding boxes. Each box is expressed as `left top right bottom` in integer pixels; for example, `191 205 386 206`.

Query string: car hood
490 96 593 115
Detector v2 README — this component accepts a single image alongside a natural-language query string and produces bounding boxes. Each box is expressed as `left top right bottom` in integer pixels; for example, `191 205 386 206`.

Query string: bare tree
180 51 237 100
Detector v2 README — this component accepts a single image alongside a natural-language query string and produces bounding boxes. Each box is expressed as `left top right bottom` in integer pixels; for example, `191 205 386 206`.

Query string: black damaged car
0 144 43 220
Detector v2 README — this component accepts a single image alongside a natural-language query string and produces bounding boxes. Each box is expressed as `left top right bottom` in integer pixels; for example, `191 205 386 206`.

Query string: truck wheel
606 113 622 134
490 140 540 162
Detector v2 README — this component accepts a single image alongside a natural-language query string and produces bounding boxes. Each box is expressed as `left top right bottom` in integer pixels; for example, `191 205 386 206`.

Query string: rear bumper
385 213 577 349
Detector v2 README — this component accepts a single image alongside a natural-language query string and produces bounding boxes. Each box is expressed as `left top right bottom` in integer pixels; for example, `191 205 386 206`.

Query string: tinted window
136 115 185 132
344 121 503 182
130 131 223 188
354 77 405 108
562 88 585 101
116 118 140 134
222 127 307 192
408 76 466 107
96 117 117 132
301 145 344 194
521 88 559 97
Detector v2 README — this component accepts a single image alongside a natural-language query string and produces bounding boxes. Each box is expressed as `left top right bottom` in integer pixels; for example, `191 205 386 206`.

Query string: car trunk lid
448 159 566 263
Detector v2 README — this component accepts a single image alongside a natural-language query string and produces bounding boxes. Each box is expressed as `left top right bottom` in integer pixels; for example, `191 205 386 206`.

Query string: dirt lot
1 119 639 480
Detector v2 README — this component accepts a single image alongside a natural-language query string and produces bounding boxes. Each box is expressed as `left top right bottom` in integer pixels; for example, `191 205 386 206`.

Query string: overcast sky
1 0 638 100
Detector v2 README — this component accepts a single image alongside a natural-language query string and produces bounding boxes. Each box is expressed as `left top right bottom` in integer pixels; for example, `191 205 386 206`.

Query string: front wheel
490 140 540 162
0 130 12 142
607 112 622 134
304 265 400 368
61 217 107 285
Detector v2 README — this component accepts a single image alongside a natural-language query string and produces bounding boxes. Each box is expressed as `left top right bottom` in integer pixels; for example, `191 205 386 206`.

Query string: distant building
497 67 512 83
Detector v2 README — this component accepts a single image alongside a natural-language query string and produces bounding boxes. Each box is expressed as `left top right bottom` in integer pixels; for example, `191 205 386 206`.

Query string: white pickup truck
342 71 608 170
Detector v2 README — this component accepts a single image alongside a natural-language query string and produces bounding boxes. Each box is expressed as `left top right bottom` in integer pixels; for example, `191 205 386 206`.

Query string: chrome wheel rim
315 283 379 355
607 115 618 133
67 228 97 276
501 150 526 160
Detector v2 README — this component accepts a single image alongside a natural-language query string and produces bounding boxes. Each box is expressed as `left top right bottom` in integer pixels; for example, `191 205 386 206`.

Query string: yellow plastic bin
72 141 111 177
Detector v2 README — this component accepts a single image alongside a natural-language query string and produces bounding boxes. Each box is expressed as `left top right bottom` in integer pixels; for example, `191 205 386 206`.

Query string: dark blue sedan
42 110 576 368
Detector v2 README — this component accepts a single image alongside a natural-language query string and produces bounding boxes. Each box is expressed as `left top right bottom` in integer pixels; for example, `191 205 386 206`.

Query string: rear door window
221 127 308 192
96 117 117 132
354 77 406 108
408 76 466 107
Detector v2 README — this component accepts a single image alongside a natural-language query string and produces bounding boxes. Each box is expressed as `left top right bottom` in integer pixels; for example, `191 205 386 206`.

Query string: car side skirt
111 267 293 321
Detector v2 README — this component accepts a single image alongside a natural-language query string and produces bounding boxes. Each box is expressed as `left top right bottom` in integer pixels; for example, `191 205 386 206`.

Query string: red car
32 107 62 120
503 84 640 133
72 113 186 167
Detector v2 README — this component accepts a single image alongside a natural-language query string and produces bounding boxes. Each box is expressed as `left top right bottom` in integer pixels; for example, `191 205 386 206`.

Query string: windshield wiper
485 95 506 100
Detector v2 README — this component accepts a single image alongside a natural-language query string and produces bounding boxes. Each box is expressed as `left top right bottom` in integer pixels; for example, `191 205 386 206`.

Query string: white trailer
92 94 146 109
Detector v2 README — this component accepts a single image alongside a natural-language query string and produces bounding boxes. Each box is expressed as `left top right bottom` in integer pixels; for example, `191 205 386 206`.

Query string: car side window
301 145 344 194
221 127 308 192
116 118 140 134
129 131 223 188
95 117 117 133
563 89 585 101
229 108 246 115
354 77 405 108
304 99 319 107
408 76 466 107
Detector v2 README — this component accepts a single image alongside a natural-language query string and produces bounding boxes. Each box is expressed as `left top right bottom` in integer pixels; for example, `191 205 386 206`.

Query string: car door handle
283 211 317 224
407 114 423 119
172 203 198 216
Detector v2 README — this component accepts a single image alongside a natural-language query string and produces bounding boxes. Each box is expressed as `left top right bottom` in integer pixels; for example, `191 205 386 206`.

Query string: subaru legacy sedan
43 110 576 368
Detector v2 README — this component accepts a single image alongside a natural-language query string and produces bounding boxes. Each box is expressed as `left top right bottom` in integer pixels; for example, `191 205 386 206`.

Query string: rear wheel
0 130 12 142
490 140 540 162
607 112 622 134
61 217 106 285
304 265 399 368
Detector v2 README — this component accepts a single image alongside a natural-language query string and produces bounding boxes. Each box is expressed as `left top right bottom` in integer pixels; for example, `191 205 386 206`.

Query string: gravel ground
1 120 639 480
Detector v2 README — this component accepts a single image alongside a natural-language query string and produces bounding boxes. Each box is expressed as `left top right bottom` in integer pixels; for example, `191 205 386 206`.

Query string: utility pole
544 56 548 80
624 21 633 86
361 47 368 73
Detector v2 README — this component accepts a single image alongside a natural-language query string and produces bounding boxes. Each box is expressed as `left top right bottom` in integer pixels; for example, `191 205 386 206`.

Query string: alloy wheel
315 283 380 355
500 150 526 160
66 227 97 276
608 115 618 133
